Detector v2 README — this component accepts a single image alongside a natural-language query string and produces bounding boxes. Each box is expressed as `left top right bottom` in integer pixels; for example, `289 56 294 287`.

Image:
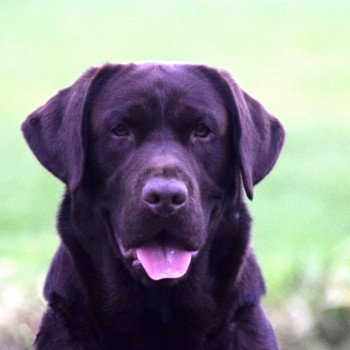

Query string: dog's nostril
144 192 160 205
172 193 186 206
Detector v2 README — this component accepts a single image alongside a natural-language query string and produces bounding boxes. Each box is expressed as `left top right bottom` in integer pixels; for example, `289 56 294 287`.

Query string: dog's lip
118 242 137 259
118 240 199 259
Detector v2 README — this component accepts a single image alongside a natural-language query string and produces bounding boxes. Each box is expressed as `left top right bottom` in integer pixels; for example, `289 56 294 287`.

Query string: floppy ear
197 66 285 200
21 67 100 191
222 70 285 200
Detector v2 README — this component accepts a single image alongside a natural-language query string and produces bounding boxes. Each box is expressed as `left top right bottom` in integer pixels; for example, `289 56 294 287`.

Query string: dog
22 63 285 349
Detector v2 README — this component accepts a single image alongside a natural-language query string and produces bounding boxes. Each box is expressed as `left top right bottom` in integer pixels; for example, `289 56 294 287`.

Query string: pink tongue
136 244 192 280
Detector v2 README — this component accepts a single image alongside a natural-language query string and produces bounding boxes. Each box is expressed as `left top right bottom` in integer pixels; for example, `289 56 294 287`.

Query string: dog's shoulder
43 244 85 311
233 248 266 311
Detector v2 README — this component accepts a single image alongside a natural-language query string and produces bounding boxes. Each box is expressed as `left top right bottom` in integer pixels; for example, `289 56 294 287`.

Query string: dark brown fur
22 63 285 349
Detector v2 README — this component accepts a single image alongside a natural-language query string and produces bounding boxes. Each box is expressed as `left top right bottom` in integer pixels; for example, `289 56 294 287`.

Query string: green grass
1 0 350 348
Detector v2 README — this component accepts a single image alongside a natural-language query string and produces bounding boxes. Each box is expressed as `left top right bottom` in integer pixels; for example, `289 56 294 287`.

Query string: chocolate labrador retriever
22 63 285 349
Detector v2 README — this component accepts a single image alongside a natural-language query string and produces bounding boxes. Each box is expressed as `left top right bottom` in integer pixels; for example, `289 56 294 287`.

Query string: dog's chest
105 291 228 350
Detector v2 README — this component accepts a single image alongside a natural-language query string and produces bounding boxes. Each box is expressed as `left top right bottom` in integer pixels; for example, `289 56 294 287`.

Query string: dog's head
22 63 284 285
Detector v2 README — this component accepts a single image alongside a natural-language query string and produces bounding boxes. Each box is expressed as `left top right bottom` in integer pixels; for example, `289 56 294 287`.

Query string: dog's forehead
91 64 228 134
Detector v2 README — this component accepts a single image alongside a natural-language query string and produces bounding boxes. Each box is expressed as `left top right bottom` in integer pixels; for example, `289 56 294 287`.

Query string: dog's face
87 64 232 283
22 63 285 285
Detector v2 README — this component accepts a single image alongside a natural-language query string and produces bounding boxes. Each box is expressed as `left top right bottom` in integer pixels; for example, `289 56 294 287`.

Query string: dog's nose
142 178 188 215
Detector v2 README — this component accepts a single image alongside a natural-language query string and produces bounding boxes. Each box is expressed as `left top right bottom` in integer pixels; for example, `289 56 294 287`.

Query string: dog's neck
140 286 175 323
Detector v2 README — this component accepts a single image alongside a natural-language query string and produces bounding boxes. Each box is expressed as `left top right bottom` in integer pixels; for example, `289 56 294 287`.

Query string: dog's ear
21 66 118 191
197 66 285 200
222 70 285 200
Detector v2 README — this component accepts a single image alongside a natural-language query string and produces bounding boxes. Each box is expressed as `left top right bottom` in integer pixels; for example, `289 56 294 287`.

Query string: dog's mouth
119 240 199 281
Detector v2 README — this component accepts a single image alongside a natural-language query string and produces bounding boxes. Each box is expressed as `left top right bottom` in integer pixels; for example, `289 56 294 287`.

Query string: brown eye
112 123 130 136
193 123 210 138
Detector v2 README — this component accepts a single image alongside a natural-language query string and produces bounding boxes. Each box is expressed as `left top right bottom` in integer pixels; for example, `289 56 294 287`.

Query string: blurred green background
1 0 350 349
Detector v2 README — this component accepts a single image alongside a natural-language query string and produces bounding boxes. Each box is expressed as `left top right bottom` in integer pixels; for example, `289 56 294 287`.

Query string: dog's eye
193 123 211 138
112 123 130 136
